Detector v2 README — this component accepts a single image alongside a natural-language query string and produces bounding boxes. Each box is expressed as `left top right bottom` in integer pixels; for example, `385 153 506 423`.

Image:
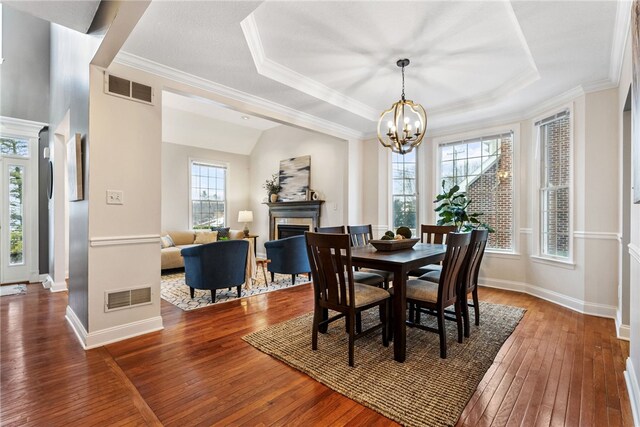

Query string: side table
255 258 271 286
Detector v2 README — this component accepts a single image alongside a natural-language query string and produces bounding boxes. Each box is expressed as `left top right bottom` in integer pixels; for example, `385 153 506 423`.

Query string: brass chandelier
376 59 427 155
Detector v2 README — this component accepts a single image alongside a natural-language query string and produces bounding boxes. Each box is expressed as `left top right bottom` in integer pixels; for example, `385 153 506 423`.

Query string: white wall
161 142 251 231
249 125 347 255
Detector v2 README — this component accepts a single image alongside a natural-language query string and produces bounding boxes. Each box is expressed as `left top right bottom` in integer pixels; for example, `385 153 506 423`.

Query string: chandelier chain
401 64 405 100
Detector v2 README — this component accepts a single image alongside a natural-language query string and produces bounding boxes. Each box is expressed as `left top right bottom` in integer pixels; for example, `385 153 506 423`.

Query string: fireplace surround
266 201 324 241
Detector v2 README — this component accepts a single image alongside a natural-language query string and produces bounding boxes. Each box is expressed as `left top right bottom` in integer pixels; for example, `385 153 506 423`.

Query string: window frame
532 105 574 265
389 148 419 236
188 158 229 230
432 123 520 256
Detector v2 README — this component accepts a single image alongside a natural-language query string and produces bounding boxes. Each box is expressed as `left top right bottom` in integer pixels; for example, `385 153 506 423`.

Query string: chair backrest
315 225 345 233
305 231 355 310
181 239 249 289
264 235 311 274
438 232 471 305
459 229 489 295
347 224 373 247
420 225 457 244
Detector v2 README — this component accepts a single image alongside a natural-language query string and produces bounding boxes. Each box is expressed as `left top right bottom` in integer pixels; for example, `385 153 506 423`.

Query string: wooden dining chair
347 224 393 289
420 229 489 338
408 224 457 277
316 226 385 289
392 232 471 358
304 231 390 367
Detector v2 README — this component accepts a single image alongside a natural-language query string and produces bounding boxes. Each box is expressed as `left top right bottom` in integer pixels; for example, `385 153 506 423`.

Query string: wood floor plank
0 282 633 426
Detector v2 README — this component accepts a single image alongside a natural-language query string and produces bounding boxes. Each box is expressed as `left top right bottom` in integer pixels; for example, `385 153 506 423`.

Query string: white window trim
531 102 574 265
187 158 229 230
432 123 520 254
389 148 419 234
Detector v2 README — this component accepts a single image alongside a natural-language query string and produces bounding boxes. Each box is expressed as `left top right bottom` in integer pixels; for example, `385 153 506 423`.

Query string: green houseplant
434 180 495 233
263 173 282 202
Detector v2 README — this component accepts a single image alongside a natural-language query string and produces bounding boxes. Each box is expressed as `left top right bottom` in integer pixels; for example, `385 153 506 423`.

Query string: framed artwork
67 133 83 201
633 0 640 203
279 155 311 201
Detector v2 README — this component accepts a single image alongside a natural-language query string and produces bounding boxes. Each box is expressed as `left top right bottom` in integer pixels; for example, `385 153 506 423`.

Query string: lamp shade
238 210 253 223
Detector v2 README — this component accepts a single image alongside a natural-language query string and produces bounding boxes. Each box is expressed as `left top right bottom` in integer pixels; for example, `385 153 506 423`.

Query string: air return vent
105 286 152 312
104 72 154 105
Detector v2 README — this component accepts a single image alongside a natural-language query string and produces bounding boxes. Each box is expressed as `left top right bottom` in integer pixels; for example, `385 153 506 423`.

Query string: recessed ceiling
121 1 622 136
3 0 100 33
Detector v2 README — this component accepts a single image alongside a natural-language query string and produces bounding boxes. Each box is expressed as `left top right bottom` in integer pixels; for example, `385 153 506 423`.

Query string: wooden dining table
349 242 447 362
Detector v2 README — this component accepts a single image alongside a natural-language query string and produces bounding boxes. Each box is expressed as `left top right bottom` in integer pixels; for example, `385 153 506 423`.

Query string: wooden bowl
369 238 420 251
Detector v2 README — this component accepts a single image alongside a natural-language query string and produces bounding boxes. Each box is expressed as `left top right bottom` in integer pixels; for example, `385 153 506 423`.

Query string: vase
270 193 278 203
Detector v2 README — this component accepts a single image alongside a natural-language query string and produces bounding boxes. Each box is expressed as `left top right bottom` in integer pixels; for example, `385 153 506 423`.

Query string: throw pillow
194 231 218 244
211 227 230 240
160 235 175 249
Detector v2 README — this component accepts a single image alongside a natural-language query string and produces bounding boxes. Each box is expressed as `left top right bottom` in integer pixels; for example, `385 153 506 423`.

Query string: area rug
161 272 311 311
0 284 27 297
243 301 525 427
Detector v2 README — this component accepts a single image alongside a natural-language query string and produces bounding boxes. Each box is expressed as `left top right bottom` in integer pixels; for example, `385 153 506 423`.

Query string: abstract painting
633 0 640 203
67 133 83 201
279 155 311 201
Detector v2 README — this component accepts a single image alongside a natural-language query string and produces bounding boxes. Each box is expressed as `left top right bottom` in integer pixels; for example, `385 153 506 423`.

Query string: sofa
161 229 245 270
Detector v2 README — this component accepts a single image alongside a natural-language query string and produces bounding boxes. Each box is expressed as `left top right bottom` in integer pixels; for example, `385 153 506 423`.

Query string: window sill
484 251 521 260
530 255 576 270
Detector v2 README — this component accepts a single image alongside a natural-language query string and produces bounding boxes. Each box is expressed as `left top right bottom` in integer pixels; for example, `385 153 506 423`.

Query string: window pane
191 163 226 228
0 138 29 157
392 152 418 234
8 165 25 265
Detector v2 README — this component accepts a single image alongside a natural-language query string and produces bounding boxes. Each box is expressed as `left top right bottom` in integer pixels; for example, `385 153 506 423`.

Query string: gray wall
0 5 50 123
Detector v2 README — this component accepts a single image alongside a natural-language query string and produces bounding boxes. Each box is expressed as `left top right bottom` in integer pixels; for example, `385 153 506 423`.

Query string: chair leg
383 279 389 290
472 288 480 326
409 302 415 323
381 301 389 347
270 271 275 283
455 300 463 344
291 274 296 285
462 293 471 338
415 303 422 324
236 285 241 298
312 305 322 350
189 287 195 299
356 312 362 334
348 312 356 367
388 299 394 342
211 289 216 303
319 308 329 334
261 264 268 285
438 310 447 359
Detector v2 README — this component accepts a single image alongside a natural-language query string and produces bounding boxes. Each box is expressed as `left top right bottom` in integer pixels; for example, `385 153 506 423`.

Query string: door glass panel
8 165 24 265
0 138 29 157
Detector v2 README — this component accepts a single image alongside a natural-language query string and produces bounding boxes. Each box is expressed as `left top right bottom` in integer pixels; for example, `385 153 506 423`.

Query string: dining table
349 242 447 362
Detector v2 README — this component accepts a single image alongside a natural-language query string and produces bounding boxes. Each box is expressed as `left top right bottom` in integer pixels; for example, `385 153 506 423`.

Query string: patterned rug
244 301 525 427
0 284 27 297
161 271 311 311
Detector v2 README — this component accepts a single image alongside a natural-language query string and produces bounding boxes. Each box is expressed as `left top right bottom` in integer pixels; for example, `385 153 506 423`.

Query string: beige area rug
244 301 525 427
161 271 311 311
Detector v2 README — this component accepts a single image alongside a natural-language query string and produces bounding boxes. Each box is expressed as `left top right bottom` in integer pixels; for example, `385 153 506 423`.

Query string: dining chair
420 229 489 338
316 226 386 289
391 232 471 358
407 224 457 277
304 231 390 367
347 224 393 289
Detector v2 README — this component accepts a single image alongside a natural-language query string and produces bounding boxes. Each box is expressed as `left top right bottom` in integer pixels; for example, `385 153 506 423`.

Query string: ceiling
3 0 100 33
120 1 623 137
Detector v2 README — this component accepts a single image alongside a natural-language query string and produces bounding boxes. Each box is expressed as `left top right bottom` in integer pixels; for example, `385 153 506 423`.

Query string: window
438 132 514 251
0 137 29 157
392 150 417 234
537 111 571 258
190 161 226 229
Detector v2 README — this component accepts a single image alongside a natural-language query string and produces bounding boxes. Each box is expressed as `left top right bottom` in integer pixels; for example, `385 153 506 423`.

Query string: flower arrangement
263 173 282 196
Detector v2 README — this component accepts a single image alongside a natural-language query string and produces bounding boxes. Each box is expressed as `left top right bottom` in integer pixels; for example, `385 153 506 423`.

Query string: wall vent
105 286 153 312
104 72 154 105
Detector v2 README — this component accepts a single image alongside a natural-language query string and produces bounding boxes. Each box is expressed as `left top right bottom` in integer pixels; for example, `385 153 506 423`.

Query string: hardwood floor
0 282 633 426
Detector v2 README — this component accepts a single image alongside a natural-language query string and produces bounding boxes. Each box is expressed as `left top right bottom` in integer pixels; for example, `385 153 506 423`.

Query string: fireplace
277 224 311 239
266 200 324 241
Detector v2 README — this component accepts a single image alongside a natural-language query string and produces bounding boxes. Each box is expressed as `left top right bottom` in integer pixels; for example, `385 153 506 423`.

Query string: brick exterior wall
466 136 513 250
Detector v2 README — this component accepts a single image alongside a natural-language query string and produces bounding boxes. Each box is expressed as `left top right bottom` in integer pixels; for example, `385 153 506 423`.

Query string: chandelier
376 59 427 155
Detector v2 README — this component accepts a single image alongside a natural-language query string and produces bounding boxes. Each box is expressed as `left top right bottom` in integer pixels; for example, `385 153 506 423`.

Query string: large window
438 132 514 251
190 161 226 229
392 150 417 233
537 111 571 258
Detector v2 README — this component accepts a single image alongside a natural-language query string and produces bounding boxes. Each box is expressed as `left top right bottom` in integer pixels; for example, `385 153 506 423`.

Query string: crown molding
113 51 365 141
240 12 379 122
610 1 632 85
0 116 47 138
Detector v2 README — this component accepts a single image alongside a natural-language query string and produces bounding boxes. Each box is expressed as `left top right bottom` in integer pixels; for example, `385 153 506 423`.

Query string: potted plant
264 173 282 203
434 180 495 233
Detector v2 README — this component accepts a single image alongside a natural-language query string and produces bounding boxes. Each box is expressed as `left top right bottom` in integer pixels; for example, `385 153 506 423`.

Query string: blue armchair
264 235 311 284
181 239 249 302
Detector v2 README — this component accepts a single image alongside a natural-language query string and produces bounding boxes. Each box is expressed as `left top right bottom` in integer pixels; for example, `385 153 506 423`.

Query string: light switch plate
106 190 123 205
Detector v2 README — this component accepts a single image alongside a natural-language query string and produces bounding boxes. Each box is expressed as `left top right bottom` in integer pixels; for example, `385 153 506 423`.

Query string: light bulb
415 120 421 128
404 117 410 124
387 121 393 128
391 126 397 132
407 124 412 131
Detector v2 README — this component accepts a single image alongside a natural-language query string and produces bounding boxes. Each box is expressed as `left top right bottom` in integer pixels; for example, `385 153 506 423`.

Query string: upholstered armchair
181 239 249 302
264 235 311 284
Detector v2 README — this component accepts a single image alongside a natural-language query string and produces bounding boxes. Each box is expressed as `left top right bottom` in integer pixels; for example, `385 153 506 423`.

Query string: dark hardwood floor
0 281 633 426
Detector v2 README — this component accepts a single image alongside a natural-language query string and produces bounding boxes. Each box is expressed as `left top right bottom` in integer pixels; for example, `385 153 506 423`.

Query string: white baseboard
625 358 640 427
480 277 618 320
50 280 68 293
616 309 631 341
66 305 164 350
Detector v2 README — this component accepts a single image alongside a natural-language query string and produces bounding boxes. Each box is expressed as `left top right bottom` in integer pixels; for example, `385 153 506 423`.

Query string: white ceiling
121 1 623 136
3 0 100 33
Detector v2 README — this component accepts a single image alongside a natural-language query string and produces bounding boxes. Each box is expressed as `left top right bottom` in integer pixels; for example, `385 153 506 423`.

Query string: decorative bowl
369 238 420 251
